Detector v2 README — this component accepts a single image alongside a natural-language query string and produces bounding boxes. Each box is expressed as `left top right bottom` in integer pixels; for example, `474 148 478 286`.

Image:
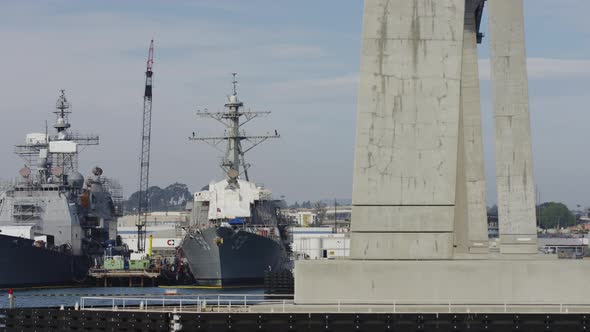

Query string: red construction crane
136 39 154 253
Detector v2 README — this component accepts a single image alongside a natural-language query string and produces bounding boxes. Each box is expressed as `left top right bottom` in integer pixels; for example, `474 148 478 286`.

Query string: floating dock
88 269 160 287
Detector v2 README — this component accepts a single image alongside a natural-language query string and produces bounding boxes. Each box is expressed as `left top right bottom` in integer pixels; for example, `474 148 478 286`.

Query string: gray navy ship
180 75 290 286
0 91 120 288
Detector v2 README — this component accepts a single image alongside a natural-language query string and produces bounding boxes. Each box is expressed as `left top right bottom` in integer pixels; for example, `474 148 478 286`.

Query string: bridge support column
349 0 465 260
457 0 489 254
489 0 538 254
293 0 583 306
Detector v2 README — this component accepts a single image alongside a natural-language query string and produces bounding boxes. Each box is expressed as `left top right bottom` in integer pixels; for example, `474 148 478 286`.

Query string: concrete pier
296 258 590 304
489 0 538 254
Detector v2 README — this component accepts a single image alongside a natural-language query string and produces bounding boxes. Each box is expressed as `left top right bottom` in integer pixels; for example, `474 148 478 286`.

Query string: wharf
88 268 160 287
3 295 590 331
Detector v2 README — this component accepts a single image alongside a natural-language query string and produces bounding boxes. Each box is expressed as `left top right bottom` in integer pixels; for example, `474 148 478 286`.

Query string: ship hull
180 227 288 287
0 234 89 288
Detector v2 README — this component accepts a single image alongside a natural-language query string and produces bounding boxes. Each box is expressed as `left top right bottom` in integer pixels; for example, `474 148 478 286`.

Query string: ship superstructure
180 75 290 286
0 91 121 287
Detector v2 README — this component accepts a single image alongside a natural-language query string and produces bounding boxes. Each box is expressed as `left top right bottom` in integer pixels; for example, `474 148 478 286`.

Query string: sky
0 0 589 209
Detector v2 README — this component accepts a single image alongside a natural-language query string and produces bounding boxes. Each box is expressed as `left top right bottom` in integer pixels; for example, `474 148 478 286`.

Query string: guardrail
79 295 590 314
81 294 292 313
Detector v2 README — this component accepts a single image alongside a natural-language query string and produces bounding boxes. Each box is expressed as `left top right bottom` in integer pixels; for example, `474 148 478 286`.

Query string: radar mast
190 74 279 182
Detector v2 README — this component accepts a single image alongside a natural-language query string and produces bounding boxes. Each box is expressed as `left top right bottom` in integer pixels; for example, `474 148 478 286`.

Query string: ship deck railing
79 295 590 314
88 268 161 274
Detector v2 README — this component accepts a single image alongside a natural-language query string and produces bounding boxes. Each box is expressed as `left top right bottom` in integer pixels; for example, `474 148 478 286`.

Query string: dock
3 294 590 331
88 269 160 287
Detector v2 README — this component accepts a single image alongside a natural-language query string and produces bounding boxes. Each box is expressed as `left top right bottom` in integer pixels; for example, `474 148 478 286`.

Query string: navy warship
180 75 290 286
0 91 121 288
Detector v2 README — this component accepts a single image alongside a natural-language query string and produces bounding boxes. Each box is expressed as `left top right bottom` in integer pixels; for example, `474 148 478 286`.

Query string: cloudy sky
0 1 589 208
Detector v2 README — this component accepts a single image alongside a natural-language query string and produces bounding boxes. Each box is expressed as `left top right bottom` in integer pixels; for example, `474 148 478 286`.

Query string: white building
291 227 350 259
117 212 189 256
285 211 317 227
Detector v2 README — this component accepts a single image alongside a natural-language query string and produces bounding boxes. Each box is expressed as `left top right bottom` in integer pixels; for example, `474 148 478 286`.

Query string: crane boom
136 39 154 253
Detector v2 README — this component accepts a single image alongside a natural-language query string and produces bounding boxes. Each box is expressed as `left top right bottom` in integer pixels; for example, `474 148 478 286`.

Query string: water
0 287 264 308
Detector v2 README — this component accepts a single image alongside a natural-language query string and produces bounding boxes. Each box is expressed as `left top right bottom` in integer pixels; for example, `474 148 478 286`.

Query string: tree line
123 182 192 214
489 202 579 230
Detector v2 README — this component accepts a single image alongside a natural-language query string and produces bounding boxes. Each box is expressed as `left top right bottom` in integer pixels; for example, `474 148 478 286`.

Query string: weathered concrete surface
489 0 537 253
351 206 454 232
351 0 465 260
350 233 454 260
454 87 469 254
295 259 590 304
460 0 489 253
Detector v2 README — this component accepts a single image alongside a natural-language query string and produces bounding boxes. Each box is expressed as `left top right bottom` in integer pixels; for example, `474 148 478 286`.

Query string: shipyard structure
295 0 590 305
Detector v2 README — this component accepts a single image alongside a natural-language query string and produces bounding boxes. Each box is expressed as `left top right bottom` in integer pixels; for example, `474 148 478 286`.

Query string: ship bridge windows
12 203 42 221
13 186 59 192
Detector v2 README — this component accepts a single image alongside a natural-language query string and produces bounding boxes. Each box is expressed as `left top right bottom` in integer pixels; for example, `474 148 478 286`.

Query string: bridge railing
80 294 292 313
80 295 590 314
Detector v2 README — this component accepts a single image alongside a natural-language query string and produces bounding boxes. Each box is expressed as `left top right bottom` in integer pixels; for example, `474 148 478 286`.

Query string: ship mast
14 90 99 183
54 90 72 137
190 73 279 182
53 90 72 172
